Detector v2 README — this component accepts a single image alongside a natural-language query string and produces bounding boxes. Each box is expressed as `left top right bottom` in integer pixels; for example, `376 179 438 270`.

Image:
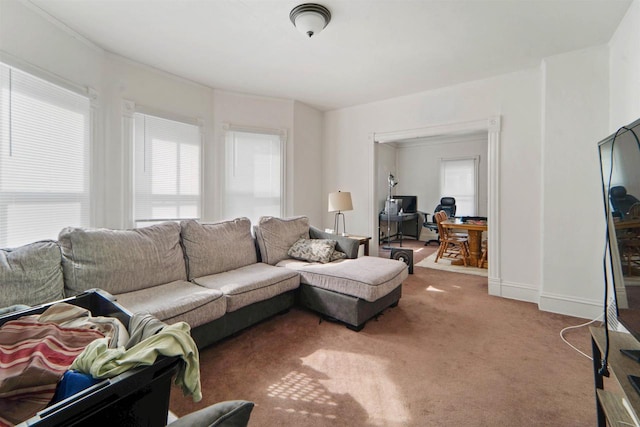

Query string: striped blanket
0 319 104 426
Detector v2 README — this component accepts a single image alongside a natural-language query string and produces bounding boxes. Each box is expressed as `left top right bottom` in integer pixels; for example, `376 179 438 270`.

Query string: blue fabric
51 370 100 404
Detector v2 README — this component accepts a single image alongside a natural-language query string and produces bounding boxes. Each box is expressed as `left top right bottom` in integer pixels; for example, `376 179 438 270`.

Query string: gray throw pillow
288 238 337 263
167 400 254 427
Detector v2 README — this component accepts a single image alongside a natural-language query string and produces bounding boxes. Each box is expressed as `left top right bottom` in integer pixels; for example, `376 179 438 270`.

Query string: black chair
422 197 457 246
610 186 640 219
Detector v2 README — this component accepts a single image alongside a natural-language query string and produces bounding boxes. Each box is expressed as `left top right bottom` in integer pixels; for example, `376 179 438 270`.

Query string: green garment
71 321 202 402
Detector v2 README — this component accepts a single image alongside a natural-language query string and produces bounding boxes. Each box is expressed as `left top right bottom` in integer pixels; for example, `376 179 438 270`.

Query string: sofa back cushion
254 216 310 266
180 218 257 279
0 241 65 307
58 222 187 295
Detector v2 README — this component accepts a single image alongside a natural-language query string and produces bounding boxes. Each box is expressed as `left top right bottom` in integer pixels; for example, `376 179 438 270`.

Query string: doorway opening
369 116 501 292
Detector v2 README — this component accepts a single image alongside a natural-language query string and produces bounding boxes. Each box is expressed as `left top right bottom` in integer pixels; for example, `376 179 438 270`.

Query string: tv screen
599 118 640 342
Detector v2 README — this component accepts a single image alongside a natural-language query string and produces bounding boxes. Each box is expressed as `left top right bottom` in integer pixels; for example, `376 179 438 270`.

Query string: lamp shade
328 191 353 212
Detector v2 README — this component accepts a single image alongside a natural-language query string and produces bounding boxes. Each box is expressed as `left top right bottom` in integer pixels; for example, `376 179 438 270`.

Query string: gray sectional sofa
0 215 408 349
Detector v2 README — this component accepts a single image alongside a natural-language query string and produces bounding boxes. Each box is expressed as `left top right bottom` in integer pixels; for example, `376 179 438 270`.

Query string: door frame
369 116 501 293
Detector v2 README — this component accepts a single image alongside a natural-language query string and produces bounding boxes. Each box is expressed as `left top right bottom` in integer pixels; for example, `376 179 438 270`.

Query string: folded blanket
71 321 201 402
0 320 104 426
20 303 129 348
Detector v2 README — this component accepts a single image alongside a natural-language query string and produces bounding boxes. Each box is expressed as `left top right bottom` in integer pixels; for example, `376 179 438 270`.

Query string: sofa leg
346 323 365 332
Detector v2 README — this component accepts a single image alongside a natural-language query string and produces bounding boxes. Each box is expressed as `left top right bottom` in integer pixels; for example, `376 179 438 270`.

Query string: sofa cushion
276 256 408 302
193 263 300 312
58 222 187 296
181 218 257 280
287 238 337 264
0 240 64 307
116 280 226 328
254 216 309 266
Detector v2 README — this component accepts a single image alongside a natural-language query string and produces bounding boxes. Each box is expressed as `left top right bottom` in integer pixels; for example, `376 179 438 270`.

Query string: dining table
440 218 488 268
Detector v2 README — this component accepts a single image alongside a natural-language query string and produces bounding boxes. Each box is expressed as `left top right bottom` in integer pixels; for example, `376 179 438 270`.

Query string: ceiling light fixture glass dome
290 3 331 38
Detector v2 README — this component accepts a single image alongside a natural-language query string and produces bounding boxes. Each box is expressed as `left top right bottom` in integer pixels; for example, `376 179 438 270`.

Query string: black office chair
422 197 457 246
610 186 640 219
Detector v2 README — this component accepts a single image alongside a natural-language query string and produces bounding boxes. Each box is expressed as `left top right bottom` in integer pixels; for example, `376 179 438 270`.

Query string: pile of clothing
0 303 200 426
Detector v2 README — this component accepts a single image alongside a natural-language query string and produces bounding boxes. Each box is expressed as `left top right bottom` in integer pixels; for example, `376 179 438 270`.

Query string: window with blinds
440 157 478 217
0 62 91 248
133 112 201 228
224 130 283 226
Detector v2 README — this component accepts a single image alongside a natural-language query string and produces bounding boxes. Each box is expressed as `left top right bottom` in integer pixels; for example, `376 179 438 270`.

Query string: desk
346 235 371 256
379 212 419 247
440 219 488 267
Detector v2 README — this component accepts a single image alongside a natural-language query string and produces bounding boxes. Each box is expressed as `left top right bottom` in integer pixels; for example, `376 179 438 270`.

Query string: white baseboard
538 292 602 320
489 278 603 319
488 278 539 303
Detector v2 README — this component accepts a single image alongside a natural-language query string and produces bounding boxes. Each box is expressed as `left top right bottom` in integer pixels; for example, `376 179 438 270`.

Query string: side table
346 235 372 256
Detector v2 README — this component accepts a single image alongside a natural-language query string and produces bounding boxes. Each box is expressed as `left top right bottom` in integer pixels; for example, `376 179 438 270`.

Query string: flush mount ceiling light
290 3 331 38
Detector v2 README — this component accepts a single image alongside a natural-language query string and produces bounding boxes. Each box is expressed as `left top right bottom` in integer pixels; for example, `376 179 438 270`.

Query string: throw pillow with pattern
288 238 337 264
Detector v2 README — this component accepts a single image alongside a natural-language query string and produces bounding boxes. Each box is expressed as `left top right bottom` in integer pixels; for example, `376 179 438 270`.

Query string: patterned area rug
415 252 488 277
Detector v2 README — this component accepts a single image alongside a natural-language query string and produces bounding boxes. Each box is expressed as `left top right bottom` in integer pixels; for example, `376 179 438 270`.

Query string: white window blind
0 62 91 248
224 130 283 225
133 112 201 227
441 157 478 216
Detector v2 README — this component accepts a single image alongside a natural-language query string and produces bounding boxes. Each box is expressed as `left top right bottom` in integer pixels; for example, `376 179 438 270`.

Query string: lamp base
333 212 346 235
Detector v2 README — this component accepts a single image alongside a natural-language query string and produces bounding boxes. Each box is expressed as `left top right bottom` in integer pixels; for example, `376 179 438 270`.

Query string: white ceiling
28 0 632 111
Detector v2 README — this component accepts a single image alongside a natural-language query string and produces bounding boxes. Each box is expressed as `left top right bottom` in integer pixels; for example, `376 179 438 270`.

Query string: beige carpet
170 264 594 426
415 252 488 277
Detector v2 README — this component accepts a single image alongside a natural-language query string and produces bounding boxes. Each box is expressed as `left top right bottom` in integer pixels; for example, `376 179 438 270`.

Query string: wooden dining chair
479 239 488 268
434 211 470 266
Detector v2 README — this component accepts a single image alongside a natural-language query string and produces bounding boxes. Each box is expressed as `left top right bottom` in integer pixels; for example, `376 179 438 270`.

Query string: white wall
610 0 640 129
1 0 324 232
394 134 489 217
375 143 398 214
324 69 543 303
293 101 324 226
539 46 610 317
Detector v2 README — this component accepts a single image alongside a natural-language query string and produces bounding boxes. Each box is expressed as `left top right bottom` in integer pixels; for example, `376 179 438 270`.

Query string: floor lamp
384 174 398 249
328 191 353 236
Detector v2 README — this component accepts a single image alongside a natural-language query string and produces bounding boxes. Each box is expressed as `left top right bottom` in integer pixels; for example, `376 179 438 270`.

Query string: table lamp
328 191 353 236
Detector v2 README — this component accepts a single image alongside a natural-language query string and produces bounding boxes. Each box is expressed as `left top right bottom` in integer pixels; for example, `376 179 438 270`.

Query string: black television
598 118 640 367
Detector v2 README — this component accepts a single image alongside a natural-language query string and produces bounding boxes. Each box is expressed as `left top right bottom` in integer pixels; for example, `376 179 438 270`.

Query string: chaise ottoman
277 256 407 331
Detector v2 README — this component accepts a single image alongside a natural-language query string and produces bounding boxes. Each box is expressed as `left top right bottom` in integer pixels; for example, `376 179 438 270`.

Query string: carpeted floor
170 240 595 426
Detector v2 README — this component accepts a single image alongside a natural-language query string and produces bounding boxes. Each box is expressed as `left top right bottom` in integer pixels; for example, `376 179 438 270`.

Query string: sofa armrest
167 400 254 427
309 226 359 259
